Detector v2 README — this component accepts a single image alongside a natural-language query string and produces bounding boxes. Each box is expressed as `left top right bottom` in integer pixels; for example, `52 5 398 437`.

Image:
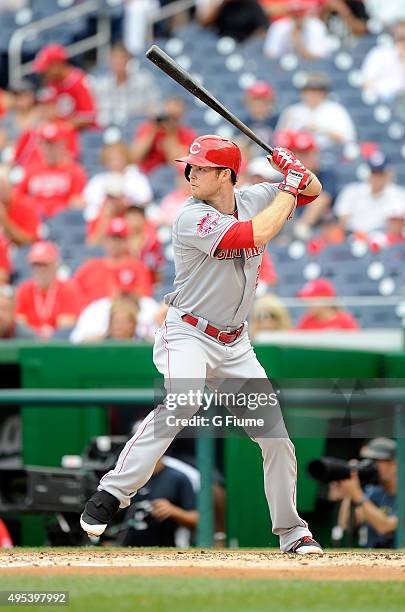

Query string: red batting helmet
176 135 242 181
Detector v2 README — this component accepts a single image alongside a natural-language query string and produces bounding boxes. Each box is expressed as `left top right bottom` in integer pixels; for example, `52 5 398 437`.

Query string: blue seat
357 305 401 329
11 246 32 285
46 210 86 246
379 244 405 277
149 165 177 200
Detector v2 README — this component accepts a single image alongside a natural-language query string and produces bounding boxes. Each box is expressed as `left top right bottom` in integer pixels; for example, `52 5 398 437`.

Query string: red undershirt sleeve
217 220 255 250
297 193 319 207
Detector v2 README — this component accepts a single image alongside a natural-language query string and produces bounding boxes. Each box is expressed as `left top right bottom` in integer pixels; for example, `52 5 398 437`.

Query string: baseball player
81 135 324 554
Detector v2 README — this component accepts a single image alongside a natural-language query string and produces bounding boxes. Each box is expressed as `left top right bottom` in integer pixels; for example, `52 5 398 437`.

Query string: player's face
188 165 228 200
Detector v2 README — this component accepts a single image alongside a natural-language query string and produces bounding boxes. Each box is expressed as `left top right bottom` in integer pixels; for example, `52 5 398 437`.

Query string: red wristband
277 183 299 197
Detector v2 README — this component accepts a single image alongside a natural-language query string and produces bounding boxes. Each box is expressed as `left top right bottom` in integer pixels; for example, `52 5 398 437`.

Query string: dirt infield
1 549 405 581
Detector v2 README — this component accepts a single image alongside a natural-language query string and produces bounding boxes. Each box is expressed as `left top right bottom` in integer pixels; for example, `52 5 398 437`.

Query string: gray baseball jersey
165 182 279 329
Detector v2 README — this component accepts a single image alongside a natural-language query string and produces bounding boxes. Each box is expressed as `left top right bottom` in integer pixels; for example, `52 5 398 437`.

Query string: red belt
181 314 244 344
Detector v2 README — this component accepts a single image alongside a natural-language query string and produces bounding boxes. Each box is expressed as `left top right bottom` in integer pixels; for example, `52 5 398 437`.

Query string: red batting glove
270 146 297 172
277 163 312 198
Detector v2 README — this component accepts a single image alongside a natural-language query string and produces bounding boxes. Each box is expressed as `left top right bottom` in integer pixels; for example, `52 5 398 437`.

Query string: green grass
0 576 404 612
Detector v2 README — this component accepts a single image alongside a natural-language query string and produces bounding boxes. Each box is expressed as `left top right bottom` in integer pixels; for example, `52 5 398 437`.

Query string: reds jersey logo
197 212 220 236
216 245 265 260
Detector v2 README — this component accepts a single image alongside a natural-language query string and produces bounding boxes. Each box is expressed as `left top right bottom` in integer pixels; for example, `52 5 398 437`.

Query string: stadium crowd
0 0 404 341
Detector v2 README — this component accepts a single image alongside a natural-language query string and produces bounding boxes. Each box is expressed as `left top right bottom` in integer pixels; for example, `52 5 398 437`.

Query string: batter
81 135 324 554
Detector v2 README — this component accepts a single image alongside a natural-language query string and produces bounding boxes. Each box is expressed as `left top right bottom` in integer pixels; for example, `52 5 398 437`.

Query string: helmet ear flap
184 164 191 182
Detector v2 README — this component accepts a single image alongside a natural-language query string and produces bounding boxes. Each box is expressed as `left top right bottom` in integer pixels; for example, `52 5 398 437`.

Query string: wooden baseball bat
145 45 274 155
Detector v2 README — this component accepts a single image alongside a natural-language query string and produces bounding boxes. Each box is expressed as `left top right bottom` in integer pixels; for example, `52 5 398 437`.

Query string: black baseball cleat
80 490 120 537
287 536 324 555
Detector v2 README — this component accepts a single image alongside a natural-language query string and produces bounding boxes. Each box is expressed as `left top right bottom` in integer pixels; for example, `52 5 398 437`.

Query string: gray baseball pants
99 306 312 551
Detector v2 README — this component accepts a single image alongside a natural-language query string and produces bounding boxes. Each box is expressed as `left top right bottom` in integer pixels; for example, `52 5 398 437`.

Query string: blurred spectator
124 203 164 283
296 278 360 330
15 241 81 339
123 0 160 56
33 44 97 131
84 141 152 234
306 211 346 254
131 97 196 174
240 82 279 155
0 285 37 340
14 88 80 168
0 166 40 245
90 42 161 127
106 299 140 341
156 0 194 37
150 173 191 226
335 153 405 233
0 80 39 143
81 299 141 343
361 21 405 102
0 235 10 283
196 0 269 42
365 1 405 26
14 123 87 218
119 457 198 547
74 217 153 307
260 0 301 20
274 129 338 239
367 206 405 250
276 73 356 148
250 294 292 340
70 275 160 344
264 1 333 60
321 0 369 37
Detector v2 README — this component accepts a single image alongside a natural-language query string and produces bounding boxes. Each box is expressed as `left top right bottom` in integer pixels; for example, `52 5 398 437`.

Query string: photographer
337 438 398 548
131 97 196 174
118 457 199 547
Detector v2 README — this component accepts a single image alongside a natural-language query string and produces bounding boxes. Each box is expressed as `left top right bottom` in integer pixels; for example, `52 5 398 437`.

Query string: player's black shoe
287 536 324 555
80 490 120 537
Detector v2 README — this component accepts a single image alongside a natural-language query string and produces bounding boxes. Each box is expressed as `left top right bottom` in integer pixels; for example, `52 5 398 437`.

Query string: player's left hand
151 498 175 521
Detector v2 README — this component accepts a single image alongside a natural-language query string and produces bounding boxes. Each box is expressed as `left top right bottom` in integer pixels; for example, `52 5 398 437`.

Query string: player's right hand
281 165 312 193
